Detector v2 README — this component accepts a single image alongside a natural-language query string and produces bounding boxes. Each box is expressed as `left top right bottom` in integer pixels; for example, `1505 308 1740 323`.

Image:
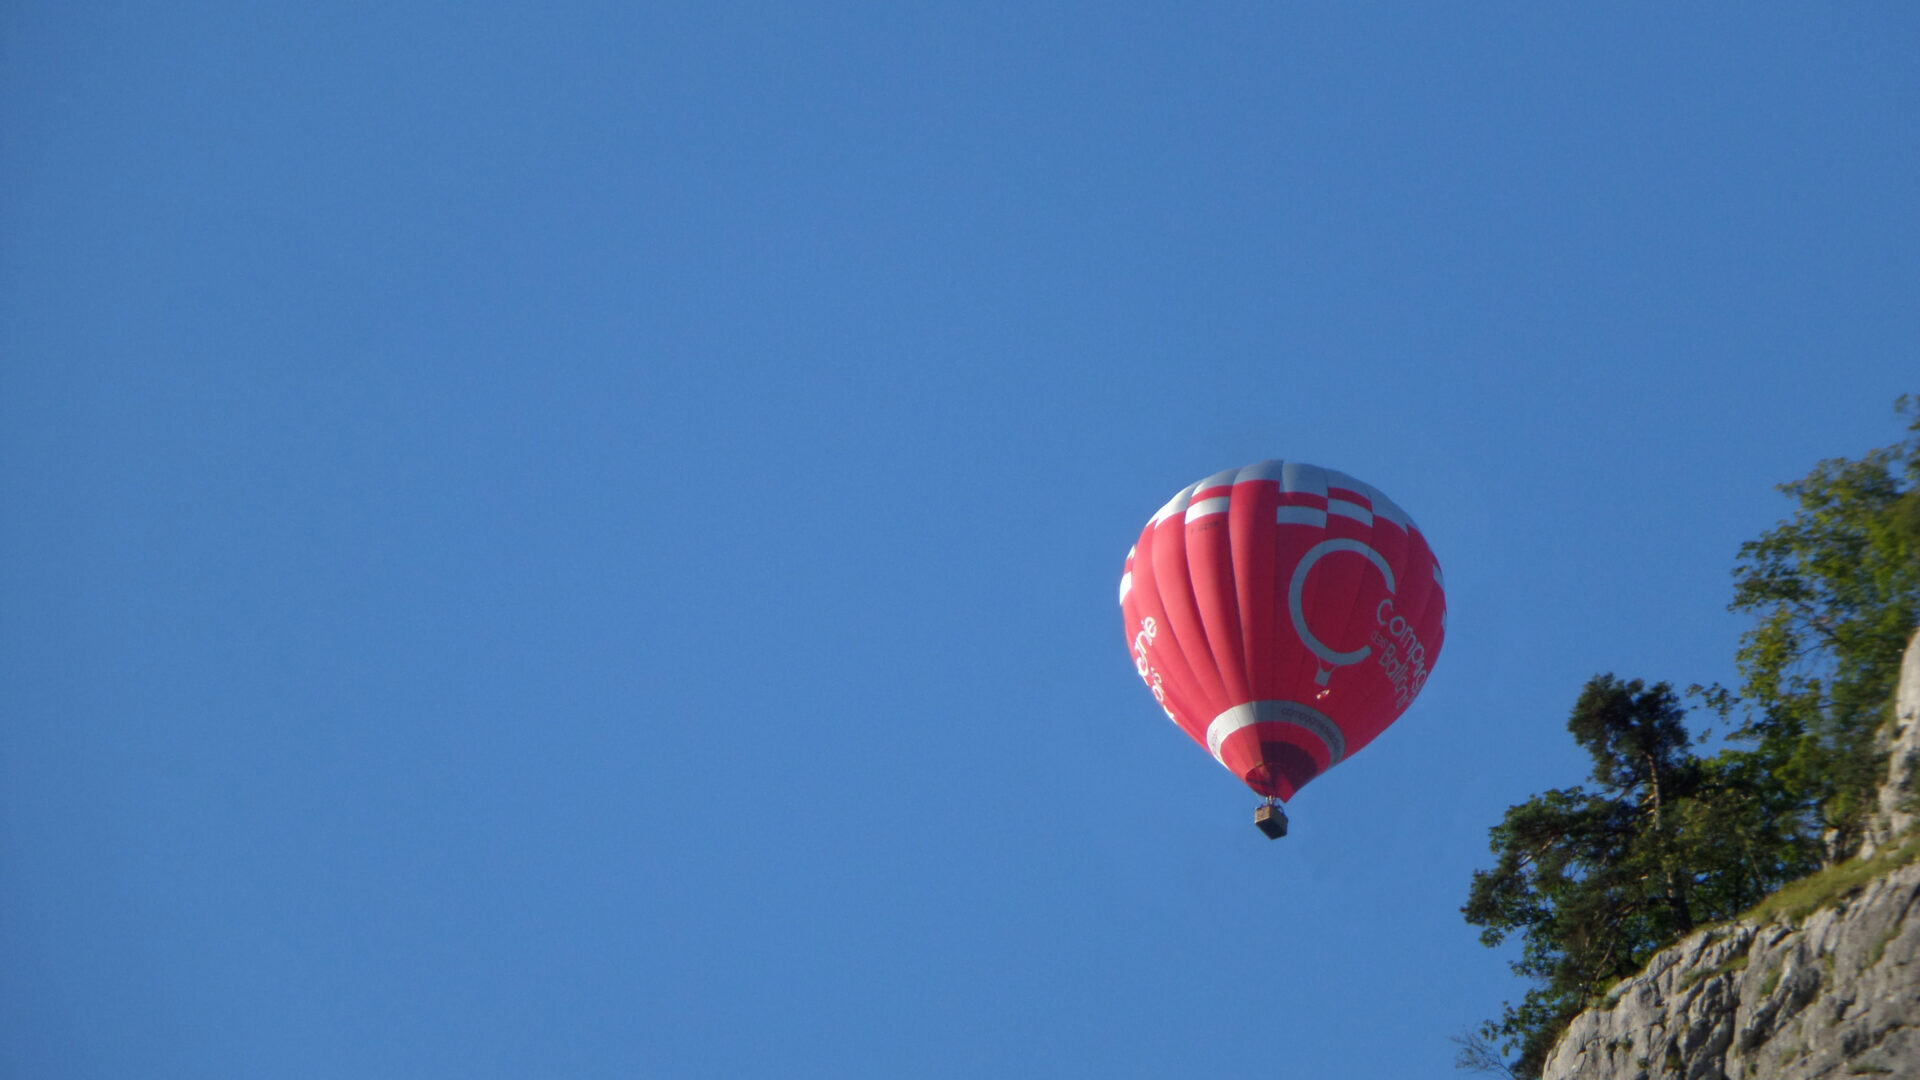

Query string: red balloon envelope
1120 461 1447 801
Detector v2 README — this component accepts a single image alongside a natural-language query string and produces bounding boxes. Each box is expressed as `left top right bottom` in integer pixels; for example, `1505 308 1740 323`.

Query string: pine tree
1462 678 1810 1078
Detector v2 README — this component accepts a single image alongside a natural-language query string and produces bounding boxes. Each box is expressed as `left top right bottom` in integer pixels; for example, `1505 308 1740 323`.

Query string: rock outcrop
1540 630 1920 1080
1863 630 1920 859
1540 862 1920 1079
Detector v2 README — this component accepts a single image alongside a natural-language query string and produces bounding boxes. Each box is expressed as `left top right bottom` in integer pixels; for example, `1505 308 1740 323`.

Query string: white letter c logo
1288 538 1396 685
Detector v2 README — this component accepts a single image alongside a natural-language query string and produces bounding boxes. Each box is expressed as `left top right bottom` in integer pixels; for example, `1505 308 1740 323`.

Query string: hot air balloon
1120 461 1446 838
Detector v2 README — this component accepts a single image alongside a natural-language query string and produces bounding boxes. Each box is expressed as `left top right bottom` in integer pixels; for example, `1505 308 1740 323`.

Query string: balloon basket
1254 803 1289 839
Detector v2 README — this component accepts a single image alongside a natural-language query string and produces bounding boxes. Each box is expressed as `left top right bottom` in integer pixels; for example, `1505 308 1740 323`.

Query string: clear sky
3 4 1915 1077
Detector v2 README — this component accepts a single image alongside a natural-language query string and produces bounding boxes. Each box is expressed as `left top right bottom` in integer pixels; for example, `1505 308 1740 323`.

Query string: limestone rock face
1539 862 1920 1080
1540 629 1920 1080
1863 630 1920 858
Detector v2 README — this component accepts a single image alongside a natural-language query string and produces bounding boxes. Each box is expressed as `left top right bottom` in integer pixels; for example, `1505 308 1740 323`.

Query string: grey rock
1540 630 1920 1080
1541 863 1920 1080
1862 630 1920 858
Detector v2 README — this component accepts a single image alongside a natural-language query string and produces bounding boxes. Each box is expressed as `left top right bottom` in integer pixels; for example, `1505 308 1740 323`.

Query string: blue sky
3 4 1915 1077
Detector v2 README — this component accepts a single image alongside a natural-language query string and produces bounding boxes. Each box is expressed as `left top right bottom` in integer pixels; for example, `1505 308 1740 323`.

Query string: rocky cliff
1540 631 1920 1080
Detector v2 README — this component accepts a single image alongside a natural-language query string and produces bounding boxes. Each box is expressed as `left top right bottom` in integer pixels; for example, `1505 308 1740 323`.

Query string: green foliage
1461 397 1920 1078
1461 678 1795 1078
1741 833 1920 926
1863 926 1898 971
1713 396 1920 857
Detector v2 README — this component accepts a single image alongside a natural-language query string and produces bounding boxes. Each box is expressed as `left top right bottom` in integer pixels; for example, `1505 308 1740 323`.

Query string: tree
1716 396 1920 859
1461 398 1919 1076
1461 398 1918 1076
1452 1032 1519 1079
1461 677 1804 1079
